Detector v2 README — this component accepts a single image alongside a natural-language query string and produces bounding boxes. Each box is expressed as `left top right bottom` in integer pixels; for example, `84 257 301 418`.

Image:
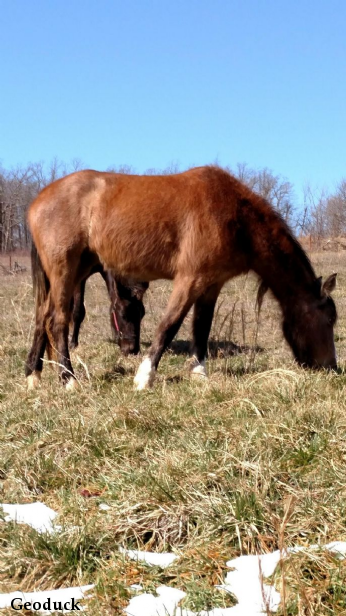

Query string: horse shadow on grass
168 338 264 359
100 364 132 382
167 339 266 378
101 339 265 381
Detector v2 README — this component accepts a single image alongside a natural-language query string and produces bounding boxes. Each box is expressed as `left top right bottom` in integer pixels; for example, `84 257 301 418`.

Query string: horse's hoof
27 372 41 390
190 357 207 378
134 357 155 390
65 377 78 391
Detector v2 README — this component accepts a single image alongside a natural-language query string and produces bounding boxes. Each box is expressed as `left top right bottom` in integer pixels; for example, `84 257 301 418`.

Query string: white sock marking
134 357 155 390
65 377 78 391
27 372 41 390
190 356 207 378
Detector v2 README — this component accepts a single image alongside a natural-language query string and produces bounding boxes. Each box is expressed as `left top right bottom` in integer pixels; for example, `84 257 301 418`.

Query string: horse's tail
31 241 54 359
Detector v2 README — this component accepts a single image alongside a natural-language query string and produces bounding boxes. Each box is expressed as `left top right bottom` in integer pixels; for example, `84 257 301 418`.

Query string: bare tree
0 158 87 253
324 179 346 237
302 184 329 240
106 164 136 174
232 163 296 225
302 180 346 241
0 166 34 252
144 162 181 175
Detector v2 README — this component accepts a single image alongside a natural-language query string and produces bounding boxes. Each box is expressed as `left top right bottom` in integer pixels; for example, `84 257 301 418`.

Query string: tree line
0 158 345 253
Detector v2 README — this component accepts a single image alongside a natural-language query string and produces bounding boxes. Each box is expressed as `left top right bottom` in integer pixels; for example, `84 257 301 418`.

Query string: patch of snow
99 503 111 511
0 502 59 534
119 547 178 568
221 552 282 613
129 584 143 592
324 541 346 558
2 501 345 615
125 586 186 616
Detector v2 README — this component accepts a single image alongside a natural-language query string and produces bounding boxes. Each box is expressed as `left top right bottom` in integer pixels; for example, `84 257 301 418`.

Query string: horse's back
89 167 235 279
27 166 245 281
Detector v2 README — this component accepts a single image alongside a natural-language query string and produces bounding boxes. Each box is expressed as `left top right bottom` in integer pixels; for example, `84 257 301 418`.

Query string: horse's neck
245 210 315 310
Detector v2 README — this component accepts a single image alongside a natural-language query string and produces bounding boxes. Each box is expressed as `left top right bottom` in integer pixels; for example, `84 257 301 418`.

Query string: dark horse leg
69 269 120 348
100 270 119 342
70 269 147 355
26 286 74 390
49 268 78 389
134 275 201 390
25 305 49 390
190 283 222 377
70 278 86 349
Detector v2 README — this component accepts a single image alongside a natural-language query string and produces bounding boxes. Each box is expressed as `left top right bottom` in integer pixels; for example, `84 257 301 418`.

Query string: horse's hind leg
134 276 200 390
70 278 87 349
190 283 221 378
25 301 49 390
50 271 77 389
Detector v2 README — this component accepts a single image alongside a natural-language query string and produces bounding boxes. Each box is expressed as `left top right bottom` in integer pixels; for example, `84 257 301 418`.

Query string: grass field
1 251 346 615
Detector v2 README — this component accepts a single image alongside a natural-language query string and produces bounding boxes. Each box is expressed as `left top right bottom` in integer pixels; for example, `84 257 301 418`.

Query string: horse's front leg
134 276 200 390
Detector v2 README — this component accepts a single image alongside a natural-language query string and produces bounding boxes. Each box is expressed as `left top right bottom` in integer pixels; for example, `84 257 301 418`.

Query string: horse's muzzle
120 339 140 356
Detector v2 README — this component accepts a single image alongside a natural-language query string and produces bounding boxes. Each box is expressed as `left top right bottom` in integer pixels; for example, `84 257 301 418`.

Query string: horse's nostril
120 340 135 356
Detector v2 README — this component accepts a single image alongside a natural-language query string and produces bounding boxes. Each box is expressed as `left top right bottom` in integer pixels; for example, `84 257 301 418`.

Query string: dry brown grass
0 250 346 614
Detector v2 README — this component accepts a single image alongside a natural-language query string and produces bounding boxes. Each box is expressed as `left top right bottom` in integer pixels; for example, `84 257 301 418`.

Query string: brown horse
26 166 337 391
70 266 148 355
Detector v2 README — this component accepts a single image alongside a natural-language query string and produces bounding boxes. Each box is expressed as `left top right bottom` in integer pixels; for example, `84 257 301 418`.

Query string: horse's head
282 273 337 370
111 283 147 356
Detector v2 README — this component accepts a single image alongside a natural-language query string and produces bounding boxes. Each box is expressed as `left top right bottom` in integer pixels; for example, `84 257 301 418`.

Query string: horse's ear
256 281 268 315
322 273 337 296
314 276 323 295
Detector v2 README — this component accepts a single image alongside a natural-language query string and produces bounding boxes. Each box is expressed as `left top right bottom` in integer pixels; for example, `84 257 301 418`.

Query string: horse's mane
254 211 316 313
218 167 317 313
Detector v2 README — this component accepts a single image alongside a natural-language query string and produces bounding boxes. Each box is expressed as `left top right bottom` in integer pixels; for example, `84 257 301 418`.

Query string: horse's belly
93 230 177 282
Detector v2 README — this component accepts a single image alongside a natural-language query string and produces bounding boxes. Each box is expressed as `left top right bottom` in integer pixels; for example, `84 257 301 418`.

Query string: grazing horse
70 266 148 355
25 166 337 391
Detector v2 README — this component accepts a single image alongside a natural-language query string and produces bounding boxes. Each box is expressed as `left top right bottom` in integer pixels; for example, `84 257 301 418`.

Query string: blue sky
1 0 345 204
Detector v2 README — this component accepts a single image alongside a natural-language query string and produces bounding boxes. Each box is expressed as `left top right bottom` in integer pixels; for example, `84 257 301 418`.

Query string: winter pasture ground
0 250 346 615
